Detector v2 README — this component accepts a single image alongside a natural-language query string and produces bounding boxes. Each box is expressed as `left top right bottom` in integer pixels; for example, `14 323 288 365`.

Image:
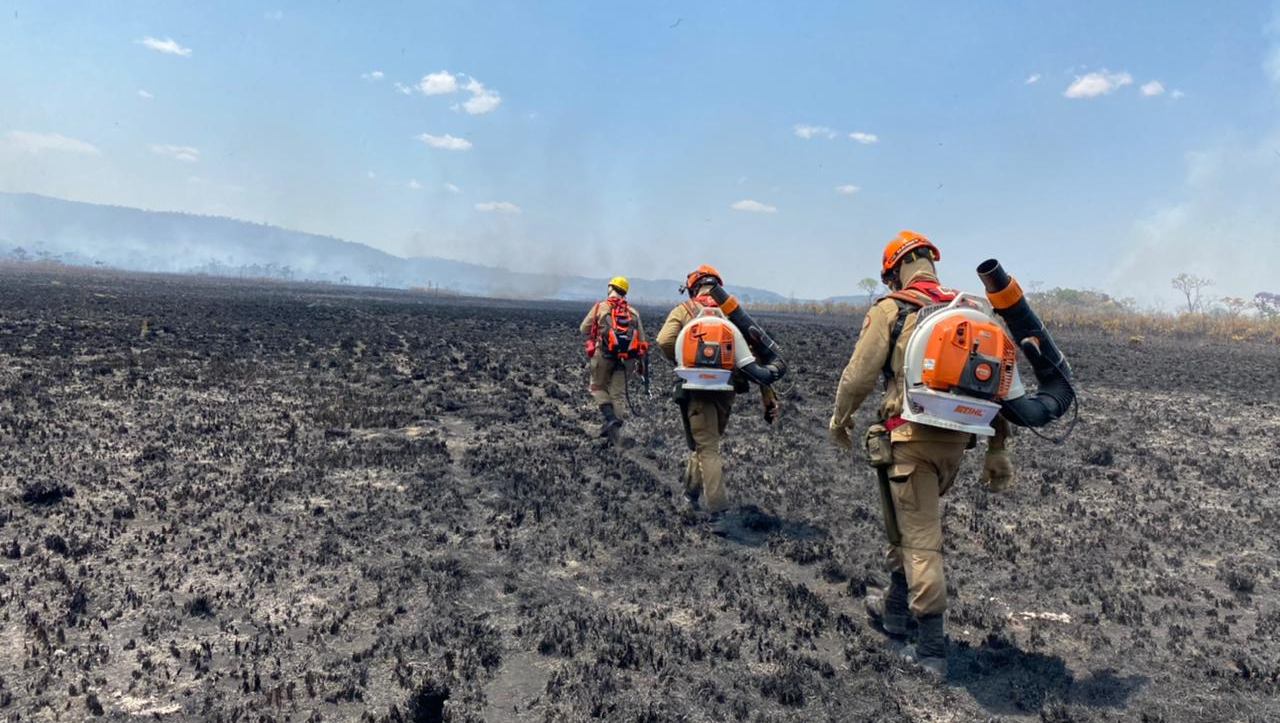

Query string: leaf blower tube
707 284 787 385
976 259 1075 428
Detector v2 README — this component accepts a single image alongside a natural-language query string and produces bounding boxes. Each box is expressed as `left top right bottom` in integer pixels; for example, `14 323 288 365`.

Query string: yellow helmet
608 276 629 295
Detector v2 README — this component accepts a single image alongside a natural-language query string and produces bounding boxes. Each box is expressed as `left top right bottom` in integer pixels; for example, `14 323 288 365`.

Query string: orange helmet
682 264 722 294
881 231 940 283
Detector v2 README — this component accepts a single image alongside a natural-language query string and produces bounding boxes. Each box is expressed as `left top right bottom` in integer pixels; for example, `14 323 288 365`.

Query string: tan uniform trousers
885 439 969 618
683 390 734 513
588 355 628 408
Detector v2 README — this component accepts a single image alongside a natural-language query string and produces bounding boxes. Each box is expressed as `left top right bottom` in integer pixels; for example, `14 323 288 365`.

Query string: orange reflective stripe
986 278 1024 310
719 295 739 315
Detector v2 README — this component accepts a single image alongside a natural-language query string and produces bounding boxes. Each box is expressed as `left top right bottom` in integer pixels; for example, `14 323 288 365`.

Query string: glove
982 449 1015 492
828 415 853 450
762 387 780 424
763 399 780 424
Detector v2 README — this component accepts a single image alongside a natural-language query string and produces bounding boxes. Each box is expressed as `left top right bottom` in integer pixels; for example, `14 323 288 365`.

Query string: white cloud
419 71 459 95
137 89 154 99
137 37 192 57
362 70 384 81
794 124 835 140
265 10 284 20
2 130 100 155
461 78 502 114
834 184 861 195
1063 70 1133 98
394 82 413 95
445 183 461 193
408 179 422 190
415 71 502 113
1025 73 1041 85
1171 89 1186 99
1140 80 1165 97
730 199 777 213
475 201 521 214
151 144 200 162
416 133 472 151
849 132 879 144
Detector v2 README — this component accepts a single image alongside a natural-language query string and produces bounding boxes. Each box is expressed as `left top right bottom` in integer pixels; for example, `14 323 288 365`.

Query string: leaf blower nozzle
976 259 1075 429
707 284 787 385
976 258 1013 297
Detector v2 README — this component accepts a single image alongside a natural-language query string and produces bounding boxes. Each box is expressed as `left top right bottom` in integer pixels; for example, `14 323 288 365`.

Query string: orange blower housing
920 317 1017 401
680 319 738 371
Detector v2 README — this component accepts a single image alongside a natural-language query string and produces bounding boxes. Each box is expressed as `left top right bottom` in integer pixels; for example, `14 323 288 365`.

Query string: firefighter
580 276 646 446
657 265 779 528
828 232 1015 677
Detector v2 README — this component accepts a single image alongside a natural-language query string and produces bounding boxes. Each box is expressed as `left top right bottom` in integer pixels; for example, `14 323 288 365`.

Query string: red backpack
587 299 648 360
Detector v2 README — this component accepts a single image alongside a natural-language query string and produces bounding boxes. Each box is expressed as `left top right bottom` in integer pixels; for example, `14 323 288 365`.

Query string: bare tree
1171 273 1214 314
857 277 880 300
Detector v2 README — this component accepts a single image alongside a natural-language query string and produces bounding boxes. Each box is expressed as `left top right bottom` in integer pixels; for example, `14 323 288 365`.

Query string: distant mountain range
0 192 814 304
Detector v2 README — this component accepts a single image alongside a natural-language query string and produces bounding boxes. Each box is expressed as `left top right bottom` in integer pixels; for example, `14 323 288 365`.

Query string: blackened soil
1 268 1277 722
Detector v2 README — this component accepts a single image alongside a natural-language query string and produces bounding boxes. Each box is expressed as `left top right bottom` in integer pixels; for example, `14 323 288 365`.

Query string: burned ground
0 268 1277 722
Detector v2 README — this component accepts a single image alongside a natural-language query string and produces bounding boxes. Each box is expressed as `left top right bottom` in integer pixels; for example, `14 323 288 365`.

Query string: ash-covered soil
1 268 1277 723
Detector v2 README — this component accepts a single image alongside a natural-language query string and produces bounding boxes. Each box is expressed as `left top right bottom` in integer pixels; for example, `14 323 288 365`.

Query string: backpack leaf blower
976 259 1076 429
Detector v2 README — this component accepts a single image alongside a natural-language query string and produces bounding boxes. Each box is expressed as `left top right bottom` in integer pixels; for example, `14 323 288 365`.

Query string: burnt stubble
1 268 1277 722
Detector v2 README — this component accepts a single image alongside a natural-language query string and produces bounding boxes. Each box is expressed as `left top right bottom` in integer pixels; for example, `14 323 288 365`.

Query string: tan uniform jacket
656 301 698 364
832 274 970 444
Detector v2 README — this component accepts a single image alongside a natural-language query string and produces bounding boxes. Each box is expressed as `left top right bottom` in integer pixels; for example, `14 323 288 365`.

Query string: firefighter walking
580 276 647 446
657 265 780 527
828 232 1015 677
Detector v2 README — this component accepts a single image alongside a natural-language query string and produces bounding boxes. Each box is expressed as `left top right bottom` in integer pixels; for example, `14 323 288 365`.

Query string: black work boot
706 509 730 537
900 613 948 679
599 404 623 446
864 571 910 638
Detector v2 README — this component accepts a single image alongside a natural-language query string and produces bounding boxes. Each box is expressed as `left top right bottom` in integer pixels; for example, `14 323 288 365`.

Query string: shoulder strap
590 301 602 339
887 288 933 307
883 294 926 381
880 285 955 381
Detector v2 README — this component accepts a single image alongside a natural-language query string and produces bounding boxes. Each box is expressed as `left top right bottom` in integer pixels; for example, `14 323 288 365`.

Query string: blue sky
2 1 1278 304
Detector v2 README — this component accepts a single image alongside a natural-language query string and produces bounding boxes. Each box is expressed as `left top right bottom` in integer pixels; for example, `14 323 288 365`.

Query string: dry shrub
751 290 1280 344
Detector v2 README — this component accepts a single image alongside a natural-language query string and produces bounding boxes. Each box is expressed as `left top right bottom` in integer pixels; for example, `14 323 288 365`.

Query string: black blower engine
976 259 1076 429
707 284 787 386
